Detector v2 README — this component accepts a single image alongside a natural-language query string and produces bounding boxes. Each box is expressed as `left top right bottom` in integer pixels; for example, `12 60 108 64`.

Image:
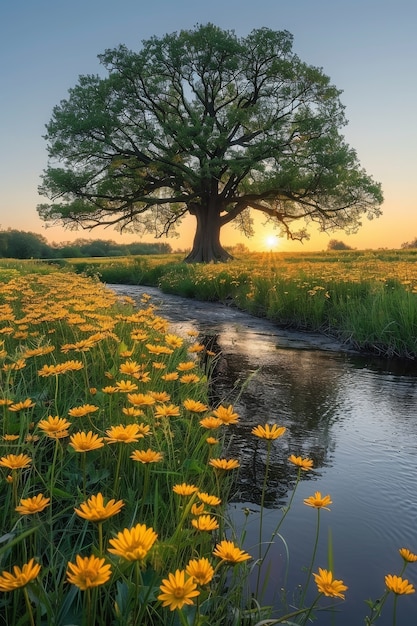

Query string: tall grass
66 251 417 359
1 265 416 624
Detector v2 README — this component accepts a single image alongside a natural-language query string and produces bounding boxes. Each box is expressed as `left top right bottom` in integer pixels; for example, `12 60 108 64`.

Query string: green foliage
38 24 382 262
0 230 172 260
76 249 417 359
327 239 353 251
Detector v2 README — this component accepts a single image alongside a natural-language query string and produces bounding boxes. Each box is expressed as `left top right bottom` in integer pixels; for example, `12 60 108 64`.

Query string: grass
0 261 415 625
63 249 417 359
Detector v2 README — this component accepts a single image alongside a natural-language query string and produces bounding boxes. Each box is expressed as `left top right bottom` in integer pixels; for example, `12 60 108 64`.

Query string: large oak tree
38 24 383 262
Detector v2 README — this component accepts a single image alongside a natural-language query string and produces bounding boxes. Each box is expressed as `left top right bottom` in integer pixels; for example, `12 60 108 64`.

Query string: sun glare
265 234 279 250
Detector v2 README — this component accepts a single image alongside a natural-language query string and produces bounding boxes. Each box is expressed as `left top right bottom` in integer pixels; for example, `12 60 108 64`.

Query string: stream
110 284 417 625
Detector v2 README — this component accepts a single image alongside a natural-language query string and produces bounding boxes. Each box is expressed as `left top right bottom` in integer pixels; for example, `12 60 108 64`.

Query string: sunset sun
265 234 279 250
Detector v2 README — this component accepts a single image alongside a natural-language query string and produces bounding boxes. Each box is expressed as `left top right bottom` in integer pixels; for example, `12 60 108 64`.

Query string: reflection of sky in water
111 285 417 626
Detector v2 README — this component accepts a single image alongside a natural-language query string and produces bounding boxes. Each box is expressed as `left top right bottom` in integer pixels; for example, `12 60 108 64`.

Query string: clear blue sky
1 0 416 251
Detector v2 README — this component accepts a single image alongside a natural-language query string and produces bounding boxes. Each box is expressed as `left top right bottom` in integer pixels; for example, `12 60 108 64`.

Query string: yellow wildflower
251 424 286 440
108 523 157 561
15 494 50 515
385 574 415 595
0 559 41 591
74 493 124 522
66 555 111 590
186 558 214 586
304 492 332 510
158 569 199 611
213 540 251 563
314 568 348 599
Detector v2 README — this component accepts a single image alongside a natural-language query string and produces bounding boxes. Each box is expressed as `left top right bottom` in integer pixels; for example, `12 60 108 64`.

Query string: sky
1 0 416 252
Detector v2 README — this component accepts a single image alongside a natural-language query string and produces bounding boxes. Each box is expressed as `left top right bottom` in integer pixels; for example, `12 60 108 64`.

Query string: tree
0 229 52 259
38 24 383 263
401 238 417 249
327 239 353 251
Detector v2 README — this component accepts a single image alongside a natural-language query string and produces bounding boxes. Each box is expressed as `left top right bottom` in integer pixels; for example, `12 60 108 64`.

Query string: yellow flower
209 458 240 471
152 361 166 370
183 399 208 413
102 385 118 394
38 364 61 377
61 360 84 372
3 359 26 371
212 405 239 425
8 398 35 412
288 454 314 471
122 407 144 417
213 540 251 563
180 374 200 384
165 334 183 348
158 569 200 611
69 431 105 452
149 391 171 402
0 399 13 406
161 372 179 381
115 380 138 393
0 558 41 591
206 436 219 445
188 343 204 353
0 453 32 470
304 492 332 510
119 360 142 375
172 483 199 496
15 494 50 515
186 558 214 586
130 449 163 464
191 503 206 516
176 361 196 371
197 492 221 506
251 424 286 440
68 404 99 418
191 515 219 532
74 493 124 522
136 423 152 436
38 415 71 438
199 416 222 430
146 343 173 355
66 555 112 590
154 403 181 418
314 568 348 599
399 548 417 563
130 330 149 342
38 360 83 377
385 574 415 595
104 424 144 444
108 523 157 561
2 434 19 441
127 393 155 407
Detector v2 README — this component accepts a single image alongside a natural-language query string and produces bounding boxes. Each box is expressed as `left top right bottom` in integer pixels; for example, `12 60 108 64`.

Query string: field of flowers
1 262 416 625
68 250 417 360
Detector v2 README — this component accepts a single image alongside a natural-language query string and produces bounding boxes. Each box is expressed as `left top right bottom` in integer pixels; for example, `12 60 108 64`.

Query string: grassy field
63 249 417 360
0 261 415 624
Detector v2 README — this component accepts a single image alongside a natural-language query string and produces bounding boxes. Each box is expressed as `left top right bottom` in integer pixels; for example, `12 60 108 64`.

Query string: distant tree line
401 238 417 249
0 229 172 259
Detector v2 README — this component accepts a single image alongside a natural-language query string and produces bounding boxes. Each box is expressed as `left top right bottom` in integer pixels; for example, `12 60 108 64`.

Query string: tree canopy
38 24 383 262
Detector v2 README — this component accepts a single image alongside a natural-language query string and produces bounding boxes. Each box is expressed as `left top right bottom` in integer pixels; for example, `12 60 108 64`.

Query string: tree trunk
184 203 233 263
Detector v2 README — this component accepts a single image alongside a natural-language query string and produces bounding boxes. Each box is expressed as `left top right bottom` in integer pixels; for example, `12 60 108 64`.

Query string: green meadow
0 260 416 625
65 249 417 360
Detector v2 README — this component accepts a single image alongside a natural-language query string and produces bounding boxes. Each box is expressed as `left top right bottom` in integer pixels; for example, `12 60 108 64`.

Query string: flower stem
300 508 321 607
23 587 35 626
255 440 272 598
393 594 398 626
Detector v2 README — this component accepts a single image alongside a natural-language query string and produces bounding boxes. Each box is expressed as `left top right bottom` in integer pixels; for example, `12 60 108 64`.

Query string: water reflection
110 284 417 626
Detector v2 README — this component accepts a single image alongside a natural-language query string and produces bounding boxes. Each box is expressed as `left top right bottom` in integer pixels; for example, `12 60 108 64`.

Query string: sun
264 234 279 250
